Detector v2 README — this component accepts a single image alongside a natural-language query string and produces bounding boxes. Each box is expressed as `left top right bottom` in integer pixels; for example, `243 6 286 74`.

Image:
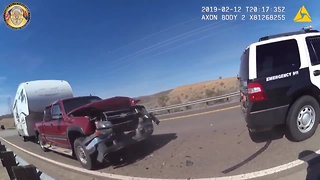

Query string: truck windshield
63 96 102 114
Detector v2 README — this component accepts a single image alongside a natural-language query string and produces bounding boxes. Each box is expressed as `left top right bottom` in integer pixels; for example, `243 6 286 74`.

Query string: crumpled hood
68 96 134 116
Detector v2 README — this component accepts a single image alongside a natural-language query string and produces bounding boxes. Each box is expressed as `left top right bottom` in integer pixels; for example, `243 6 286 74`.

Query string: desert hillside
0 118 15 129
138 77 239 109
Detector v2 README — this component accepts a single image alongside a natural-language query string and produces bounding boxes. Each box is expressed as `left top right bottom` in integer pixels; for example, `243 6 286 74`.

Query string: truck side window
306 36 320 66
44 108 51 121
51 104 62 120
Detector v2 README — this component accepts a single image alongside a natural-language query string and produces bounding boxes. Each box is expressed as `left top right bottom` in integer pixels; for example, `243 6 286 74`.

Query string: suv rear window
256 39 300 78
240 49 249 80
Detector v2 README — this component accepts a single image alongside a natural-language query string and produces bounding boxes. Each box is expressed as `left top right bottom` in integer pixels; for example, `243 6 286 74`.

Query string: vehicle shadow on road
299 150 320 180
248 125 285 143
97 133 178 170
221 140 271 174
221 126 284 174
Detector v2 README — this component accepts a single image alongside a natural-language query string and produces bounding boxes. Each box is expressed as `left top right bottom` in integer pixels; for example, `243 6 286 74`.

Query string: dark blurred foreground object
12 165 41 180
0 142 41 180
298 150 320 180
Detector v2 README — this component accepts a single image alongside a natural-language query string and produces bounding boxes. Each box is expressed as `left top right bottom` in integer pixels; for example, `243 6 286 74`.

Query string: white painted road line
1 136 318 180
160 105 240 122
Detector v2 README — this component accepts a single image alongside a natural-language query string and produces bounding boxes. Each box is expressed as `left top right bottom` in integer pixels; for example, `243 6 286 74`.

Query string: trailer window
20 90 25 103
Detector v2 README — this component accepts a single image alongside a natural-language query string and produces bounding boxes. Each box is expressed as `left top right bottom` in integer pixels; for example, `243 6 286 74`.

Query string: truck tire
23 136 28 142
286 95 320 142
74 137 96 170
38 134 48 152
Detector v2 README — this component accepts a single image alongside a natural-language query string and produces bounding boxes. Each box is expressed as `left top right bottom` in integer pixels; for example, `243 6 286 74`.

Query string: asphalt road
1 103 320 179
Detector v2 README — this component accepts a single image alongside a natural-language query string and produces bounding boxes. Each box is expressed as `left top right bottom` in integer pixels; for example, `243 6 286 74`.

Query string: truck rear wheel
38 134 48 152
286 95 320 141
74 137 96 170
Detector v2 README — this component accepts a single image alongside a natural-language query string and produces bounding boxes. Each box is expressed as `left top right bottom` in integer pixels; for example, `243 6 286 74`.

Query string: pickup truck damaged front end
81 105 159 162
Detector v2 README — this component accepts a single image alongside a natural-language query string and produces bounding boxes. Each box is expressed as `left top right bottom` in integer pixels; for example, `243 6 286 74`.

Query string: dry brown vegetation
138 77 239 109
0 118 15 129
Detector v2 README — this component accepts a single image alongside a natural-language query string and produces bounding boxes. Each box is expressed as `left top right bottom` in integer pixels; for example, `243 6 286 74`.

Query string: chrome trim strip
250 105 289 114
46 136 68 141
47 145 73 156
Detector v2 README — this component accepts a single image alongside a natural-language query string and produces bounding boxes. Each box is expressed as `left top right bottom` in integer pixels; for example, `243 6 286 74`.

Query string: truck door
49 103 69 148
41 107 53 144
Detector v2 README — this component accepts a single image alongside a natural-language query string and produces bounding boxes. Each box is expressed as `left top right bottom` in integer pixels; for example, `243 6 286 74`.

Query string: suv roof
259 28 319 42
250 31 320 49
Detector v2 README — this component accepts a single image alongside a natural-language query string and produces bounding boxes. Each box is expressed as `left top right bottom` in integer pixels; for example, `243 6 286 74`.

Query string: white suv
240 27 320 141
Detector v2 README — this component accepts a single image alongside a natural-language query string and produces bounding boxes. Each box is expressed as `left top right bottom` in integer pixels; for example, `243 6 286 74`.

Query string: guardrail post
12 164 41 180
1 151 17 179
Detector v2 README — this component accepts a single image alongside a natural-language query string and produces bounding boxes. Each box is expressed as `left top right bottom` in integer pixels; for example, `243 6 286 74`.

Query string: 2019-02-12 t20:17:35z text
201 6 285 13
201 6 286 21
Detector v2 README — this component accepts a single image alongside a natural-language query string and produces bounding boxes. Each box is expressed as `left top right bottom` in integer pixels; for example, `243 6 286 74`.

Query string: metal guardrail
148 91 240 114
0 141 54 180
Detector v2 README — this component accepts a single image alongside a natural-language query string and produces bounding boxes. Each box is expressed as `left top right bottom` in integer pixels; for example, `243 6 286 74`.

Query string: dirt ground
0 118 15 130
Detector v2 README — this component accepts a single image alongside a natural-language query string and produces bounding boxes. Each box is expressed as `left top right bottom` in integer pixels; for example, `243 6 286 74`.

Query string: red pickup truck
34 95 159 169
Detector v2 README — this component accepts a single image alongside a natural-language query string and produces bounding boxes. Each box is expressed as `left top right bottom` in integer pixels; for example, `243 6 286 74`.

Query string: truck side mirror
52 113 63 120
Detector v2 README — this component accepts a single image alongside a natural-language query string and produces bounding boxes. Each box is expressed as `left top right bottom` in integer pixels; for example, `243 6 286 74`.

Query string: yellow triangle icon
294 6 312 22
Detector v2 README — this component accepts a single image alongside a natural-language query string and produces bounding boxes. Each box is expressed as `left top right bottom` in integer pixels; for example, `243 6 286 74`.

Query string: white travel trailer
12 80 73 140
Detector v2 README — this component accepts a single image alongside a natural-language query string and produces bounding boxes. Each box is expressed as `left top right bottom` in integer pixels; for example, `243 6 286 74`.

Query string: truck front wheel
74 137 96 170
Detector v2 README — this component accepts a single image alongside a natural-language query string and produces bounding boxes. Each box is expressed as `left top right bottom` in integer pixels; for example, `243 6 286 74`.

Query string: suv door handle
314 70 320 76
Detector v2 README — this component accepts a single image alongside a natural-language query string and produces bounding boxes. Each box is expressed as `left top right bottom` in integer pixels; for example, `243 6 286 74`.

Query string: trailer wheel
74 137 96 170
37 134 48 152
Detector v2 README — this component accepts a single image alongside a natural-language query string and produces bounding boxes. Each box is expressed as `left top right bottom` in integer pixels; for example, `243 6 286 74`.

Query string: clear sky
0 0 319 115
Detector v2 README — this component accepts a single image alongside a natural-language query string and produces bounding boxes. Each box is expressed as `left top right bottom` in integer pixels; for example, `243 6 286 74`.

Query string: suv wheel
74 137 96 170
286 95 320 141
38 134 48 152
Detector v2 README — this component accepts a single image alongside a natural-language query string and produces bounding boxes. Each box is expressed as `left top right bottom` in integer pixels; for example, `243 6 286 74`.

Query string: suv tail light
248 83 267 102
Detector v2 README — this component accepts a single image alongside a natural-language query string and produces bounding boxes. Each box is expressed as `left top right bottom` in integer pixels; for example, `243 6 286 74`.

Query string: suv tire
286 95 320 141
74 137 96 170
